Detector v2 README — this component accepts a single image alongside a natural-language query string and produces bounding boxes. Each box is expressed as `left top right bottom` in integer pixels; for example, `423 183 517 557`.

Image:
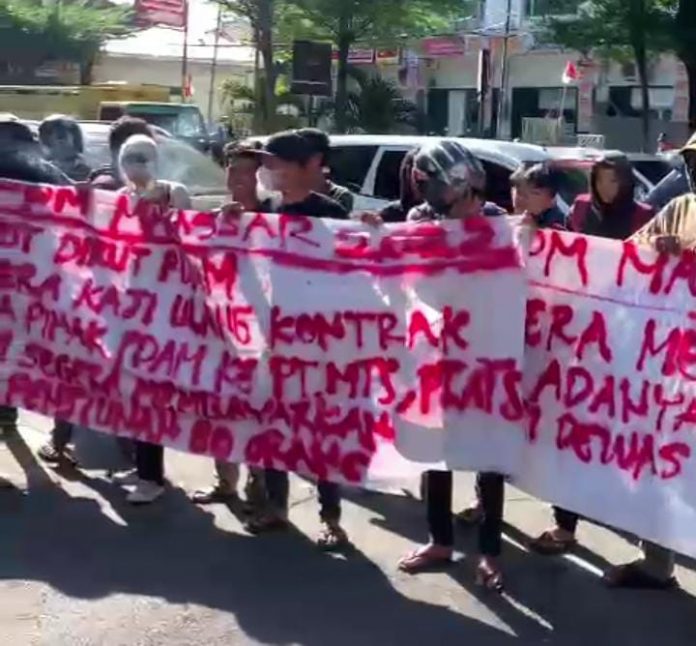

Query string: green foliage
318 68 421 133
0 0 136 66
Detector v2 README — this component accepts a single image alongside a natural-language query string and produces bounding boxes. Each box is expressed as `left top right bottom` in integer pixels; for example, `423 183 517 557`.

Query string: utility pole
495 0 513 138
207 4 223 123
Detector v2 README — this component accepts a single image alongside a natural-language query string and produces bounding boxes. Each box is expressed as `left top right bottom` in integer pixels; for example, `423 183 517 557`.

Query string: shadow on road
346 486 696 645
1 433 520 646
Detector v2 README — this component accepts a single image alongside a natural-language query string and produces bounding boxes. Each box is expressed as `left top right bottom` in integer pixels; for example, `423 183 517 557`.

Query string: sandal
398 544 452 573
476 559 504 593
190 486 239 505
456 505 484 526
529 530 577 556
317 522 351 552
244 511 289 535
604 562 678 590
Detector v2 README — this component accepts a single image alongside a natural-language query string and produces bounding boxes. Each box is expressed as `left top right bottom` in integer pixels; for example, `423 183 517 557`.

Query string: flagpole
181 0 189 100
207 4 223 122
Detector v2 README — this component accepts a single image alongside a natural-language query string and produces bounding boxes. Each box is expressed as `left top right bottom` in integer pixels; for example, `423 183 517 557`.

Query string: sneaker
111 469 141 487
37 443 78 467
127 481 165 505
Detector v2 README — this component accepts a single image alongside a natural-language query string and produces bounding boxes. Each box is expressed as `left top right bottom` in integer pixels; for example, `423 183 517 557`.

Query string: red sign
376 49 400 65
135 0 187 29
421 37 465 58
332 48 375 64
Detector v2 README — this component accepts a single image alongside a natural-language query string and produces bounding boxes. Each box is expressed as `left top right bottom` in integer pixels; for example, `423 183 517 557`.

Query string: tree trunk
80 55 96 86
685 60 696 132
256 0 276 133
333 16 351 134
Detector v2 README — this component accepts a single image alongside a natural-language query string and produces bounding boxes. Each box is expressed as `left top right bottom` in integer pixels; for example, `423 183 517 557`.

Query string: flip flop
529 530 577 556
398 546 452 573
476 563 505 593
604 562 679 590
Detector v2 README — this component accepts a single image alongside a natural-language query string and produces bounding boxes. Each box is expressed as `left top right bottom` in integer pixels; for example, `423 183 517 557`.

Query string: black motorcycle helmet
413 140 486 214
38 114 84 154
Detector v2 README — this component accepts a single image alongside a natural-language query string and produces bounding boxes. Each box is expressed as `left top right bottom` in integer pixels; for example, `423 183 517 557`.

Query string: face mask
257 166 284 192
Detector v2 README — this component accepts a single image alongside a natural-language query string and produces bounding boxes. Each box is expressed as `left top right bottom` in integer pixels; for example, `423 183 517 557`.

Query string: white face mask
257 166 279 192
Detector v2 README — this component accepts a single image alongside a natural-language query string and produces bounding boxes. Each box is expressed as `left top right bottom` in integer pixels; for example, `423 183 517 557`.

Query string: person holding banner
191 141 268 510
396 141 507 591
244 130 351 549
531 153 655 558
599 134 696 590
378 148 423 223
109 133 192 505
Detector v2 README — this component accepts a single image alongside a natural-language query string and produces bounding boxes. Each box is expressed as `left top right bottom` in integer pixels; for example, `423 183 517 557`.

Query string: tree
0 0 136 84
546 0 673 150
279 0 467 133
673 0 696 129
318 68 421 133
213 0 277 132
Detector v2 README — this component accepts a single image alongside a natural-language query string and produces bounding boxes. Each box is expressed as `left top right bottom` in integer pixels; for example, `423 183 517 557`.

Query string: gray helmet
413 140 486 196
39 114 84 154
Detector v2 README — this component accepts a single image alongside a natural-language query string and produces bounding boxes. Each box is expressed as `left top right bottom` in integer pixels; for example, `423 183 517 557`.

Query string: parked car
26 120 228 211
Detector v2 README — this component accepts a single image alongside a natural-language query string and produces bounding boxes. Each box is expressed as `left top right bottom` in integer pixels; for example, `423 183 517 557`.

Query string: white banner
519 228 696 557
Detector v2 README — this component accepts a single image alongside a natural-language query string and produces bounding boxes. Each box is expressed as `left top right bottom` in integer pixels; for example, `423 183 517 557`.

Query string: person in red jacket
566 152 654 238
531 152 654 556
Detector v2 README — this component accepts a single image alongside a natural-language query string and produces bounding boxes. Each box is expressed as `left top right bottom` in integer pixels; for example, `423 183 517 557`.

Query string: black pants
135 441 164 485
553 507 579 534
425 470 504 557
264 468 341 522
0 406 17 428
52 420 74 450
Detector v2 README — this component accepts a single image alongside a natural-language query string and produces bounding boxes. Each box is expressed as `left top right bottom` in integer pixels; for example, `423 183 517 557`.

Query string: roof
250 134 551 169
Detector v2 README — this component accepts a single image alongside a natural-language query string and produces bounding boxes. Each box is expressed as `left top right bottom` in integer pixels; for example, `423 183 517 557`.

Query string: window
328 145 378 193
480 160 513 212
374 150 408 200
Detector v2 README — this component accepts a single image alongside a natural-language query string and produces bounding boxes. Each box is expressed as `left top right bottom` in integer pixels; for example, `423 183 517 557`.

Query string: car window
480 160 513 212
329 145 378 193
632 160 671 186
80 125 225 195
374 150 407 201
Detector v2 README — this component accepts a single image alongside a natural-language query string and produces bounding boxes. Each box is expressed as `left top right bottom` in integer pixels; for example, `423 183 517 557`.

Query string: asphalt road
2 410 696 646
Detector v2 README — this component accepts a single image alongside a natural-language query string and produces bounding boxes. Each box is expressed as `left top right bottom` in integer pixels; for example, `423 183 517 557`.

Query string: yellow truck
0 83 172 120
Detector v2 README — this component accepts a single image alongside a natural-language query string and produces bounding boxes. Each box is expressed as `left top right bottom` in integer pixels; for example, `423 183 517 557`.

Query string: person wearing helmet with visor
38 115 91 181
399 141 507 592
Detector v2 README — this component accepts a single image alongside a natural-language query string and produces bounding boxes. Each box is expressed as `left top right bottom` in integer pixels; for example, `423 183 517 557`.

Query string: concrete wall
93 54 252 122
590 116 690 152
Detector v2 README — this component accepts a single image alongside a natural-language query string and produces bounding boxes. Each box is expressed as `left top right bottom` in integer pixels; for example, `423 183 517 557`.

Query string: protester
530 152 654 556
110 134 191 505
598 133 696 590
0 116 70 186
248 129 350 549
89 117 155 190
296 128 354 213
191 141 266 509
518 163 565 227
565 152 654 237
509 166 530 214
396 141 507 591
38 115 91 181
378 148 422 222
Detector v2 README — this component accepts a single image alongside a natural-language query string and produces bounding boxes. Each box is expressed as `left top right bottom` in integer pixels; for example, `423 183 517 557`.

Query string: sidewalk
1 410 696 645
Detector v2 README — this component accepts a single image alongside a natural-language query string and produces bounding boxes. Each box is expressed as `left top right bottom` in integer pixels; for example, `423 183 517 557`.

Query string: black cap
264 130 314 164
297 127 330 160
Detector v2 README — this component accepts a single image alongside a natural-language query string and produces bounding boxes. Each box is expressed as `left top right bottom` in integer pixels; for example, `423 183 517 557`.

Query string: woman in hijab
111 134 192 505
566 153 654 238
530 153 654 556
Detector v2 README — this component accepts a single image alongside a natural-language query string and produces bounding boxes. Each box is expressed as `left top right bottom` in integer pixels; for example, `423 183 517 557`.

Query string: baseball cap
297 128 330 160
263 130 315 164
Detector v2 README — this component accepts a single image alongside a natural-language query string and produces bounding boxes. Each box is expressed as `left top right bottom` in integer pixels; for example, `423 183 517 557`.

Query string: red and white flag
562 61 579 85
135 0 187 29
